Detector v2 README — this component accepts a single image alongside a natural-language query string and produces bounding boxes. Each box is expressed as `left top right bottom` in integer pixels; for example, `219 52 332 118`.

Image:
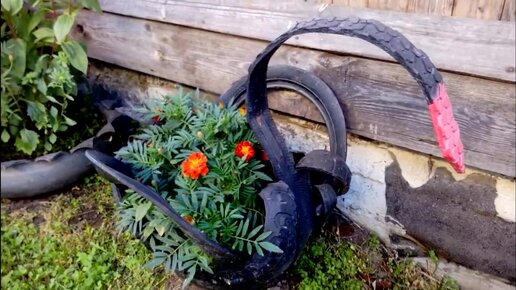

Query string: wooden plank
97 0 516 82
452 0 505 20
501 0 516 21
73 11 516 176
332 0 368 8
367 0 409 12
406 0 454 16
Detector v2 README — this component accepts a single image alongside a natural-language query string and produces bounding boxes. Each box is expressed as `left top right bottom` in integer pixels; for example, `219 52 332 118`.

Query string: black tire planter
86 65 350 288
0 85 140 199
88 16 465 289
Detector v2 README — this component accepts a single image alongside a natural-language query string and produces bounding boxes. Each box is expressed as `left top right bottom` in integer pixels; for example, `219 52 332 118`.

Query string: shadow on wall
386 164 516 283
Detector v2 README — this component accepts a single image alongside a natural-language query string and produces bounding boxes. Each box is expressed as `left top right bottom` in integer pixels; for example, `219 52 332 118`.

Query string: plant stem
4 15 17 38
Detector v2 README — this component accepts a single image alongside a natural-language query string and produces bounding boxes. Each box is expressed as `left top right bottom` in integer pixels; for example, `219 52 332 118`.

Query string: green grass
1 176 459 290
290 231 459 290
1 177 168 290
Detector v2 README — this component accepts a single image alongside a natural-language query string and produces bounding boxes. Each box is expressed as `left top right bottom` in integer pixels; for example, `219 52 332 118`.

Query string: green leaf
62 40 88 74
254 171 273 182
33 27 55 43
1 129 10 142
155 224 166 236
26 101 47 125
34 55 48 74
46 95 61 104
53 13 75 43
259 241 283 254
182 266 196 290
4 38 26 78
256 231 272 241
1 0 23 15
247 225 263 239
44 141 52 151
242 218 250 236
247 242 253 255
135 202 152 222
27 10 46 34
15 129 39 154
50 106 58 117
144 257 165 270
49 133 57 144
36 79 47 95
80 0 102 13
255 243 264 256
63 115 77 126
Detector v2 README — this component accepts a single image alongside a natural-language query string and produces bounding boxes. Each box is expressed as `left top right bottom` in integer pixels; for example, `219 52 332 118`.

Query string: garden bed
1 176 458 289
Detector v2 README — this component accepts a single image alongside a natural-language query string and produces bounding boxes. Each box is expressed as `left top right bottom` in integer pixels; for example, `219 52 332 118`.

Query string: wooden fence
73 0 516 177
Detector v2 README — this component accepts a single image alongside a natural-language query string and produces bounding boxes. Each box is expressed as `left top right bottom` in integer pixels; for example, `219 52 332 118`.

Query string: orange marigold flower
182 215 195 225
235 141 255 162
239 106 247 116
181 152 209 179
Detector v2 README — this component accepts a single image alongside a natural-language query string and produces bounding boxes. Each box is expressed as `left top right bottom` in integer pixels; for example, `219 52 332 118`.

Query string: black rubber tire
220 64 348 160
0 85 139 199
191 181 298 289
1 150 95 199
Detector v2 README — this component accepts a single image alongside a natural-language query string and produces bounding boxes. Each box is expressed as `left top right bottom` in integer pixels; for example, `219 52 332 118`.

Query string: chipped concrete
412 258 514 290
495 178 516 222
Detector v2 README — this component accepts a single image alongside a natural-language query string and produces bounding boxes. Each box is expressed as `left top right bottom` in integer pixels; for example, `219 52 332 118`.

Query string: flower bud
196 131 204 139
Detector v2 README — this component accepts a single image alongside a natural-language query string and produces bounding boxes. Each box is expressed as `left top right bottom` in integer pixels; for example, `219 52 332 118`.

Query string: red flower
183 215 195 225
181 152 209 179
261 150 269 161
235 141 255 162
152 115 160 124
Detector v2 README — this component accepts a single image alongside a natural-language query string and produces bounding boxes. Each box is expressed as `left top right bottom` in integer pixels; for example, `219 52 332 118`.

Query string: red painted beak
428 84 465 173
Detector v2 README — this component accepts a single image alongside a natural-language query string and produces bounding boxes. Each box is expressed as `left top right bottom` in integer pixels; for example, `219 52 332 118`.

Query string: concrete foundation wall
89 62 516 284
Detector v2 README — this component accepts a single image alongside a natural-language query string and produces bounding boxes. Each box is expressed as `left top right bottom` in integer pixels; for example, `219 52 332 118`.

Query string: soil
0 185 105 230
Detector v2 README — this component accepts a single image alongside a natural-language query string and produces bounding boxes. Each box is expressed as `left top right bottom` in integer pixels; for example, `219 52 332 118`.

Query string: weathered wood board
73 11 516 176
97 0 516 82
502 0 516 21
452 0 505 20
406 0 454 16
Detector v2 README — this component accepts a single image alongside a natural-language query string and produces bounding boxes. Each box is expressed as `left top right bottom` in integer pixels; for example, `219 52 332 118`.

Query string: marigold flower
261 150 269 161
239 106 247 116
181 152 209 179
152 115 160 124
182 215 195 225
218 102 224 109
235 141 255 162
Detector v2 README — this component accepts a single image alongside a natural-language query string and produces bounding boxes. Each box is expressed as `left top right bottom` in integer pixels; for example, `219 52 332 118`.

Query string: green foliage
0 178 167 290
1 0 101 155
292 233 460 290
115 89 279 288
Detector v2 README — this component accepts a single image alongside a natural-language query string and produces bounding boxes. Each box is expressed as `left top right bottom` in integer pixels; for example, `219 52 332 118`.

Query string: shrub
1 0 101 154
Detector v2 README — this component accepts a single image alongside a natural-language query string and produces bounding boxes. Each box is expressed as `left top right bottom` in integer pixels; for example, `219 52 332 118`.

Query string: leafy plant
292 230 460 290
1 178 167 290
115 89 282 288
1 0 101 155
